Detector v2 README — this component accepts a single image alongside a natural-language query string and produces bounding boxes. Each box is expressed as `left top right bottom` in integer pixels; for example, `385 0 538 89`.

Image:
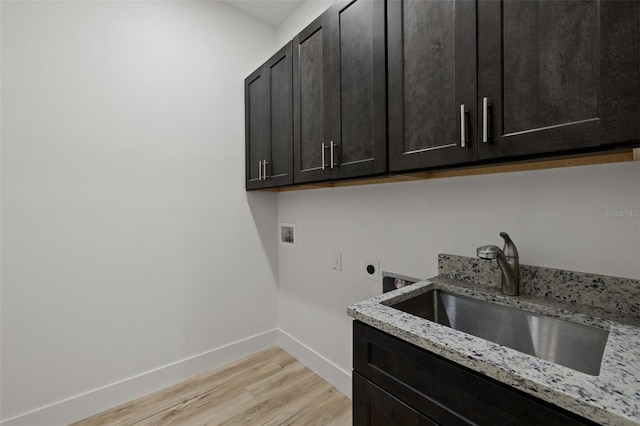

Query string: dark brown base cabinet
353 321 598 426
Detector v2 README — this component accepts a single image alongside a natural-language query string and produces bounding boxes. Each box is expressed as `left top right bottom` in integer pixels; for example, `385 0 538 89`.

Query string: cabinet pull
460 104 467 148
263 160 269 179
258 160 263 180
321 143 326 170
330 141 336 169
483 97 490 143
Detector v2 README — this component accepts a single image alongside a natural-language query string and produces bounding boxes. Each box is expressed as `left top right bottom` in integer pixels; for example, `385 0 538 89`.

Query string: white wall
277 162 640 396
274 1 640 397
1 1 279 423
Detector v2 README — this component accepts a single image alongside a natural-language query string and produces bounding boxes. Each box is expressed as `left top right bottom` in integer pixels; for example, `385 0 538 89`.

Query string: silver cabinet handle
483 97 489 143
330 141 335 169
263 160 269 179
321 143 326 170
258 160 263 180
460 104 467 148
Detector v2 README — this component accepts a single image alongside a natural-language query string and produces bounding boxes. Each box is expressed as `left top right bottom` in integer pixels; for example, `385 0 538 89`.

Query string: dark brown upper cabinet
245 43 294 190
293 0 387 184
478 0 639 160
247 0 639 190
292 11 333 184
388 0 478 172
389 0 640 172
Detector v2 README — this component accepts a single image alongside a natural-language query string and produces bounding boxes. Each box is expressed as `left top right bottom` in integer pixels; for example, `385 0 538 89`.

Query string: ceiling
221 0 306 28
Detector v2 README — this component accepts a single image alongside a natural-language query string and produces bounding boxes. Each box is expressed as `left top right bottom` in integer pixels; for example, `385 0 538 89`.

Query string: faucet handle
499 232 519 258
477 244 500 260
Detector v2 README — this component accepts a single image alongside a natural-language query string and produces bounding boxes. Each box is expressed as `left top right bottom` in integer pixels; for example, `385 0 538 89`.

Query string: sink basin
390 289 609 375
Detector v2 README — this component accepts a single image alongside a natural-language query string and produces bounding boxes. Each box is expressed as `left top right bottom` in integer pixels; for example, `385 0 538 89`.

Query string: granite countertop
348 271 640 425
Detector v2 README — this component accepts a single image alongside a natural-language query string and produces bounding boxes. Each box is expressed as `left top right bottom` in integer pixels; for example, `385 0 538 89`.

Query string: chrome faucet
477 232 520 296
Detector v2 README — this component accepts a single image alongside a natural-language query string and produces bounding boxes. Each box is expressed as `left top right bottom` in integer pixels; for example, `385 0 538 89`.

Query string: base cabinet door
353 321 598 426
477 0 640 160
353 373 436 426
245 43 293 190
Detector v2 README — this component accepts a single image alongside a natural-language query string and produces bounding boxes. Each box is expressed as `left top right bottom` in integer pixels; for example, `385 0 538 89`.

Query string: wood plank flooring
72 347 352 426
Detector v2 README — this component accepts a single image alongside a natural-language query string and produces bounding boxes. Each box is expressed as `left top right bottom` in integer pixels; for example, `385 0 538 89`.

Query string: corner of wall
276 329 352 399
275 0 336 47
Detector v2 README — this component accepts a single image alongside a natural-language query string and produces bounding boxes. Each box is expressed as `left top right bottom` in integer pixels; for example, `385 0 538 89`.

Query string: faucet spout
499 232 519 259
477 233 520 296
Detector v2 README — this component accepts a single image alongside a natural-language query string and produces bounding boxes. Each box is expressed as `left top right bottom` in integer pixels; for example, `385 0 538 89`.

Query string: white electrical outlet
332 252 342 271
364 258 380 281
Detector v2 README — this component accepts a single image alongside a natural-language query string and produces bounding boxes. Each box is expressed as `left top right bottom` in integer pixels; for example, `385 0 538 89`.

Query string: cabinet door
266 43 294 187
245 65 270 190
330 0 387 179
388 0 477 172
293 11 333 184
245 43 293 190
478 0 640 160
354 321 597 426
353 373 437 426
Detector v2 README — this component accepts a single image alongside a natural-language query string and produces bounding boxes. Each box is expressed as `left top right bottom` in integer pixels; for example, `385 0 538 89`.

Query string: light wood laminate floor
72 347 352 426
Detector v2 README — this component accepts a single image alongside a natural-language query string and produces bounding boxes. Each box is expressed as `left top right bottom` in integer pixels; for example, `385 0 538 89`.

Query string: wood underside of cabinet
265 148 638 192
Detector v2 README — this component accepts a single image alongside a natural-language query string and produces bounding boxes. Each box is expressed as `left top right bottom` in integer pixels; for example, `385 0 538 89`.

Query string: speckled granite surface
439 254 640 317
348 269 640 425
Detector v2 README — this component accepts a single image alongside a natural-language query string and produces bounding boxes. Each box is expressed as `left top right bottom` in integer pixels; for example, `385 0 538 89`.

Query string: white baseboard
276 329 352 399
1 329 278 426
1 328 352 426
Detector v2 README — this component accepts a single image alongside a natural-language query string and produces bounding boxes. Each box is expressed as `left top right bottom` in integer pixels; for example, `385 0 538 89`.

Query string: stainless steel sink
391 289 609 375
